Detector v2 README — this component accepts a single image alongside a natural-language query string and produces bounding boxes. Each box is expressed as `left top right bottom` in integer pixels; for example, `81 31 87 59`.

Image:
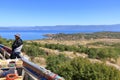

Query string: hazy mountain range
0 24 120 32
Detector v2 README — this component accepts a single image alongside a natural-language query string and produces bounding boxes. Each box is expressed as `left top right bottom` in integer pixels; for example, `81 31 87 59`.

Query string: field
29 38 120 67
1 32 120 80
27 38 120 80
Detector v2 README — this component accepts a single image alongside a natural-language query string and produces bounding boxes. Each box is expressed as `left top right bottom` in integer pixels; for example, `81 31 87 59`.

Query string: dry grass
31 39 120 46
40 47 88 58
32 57 46 67
117 58 120 66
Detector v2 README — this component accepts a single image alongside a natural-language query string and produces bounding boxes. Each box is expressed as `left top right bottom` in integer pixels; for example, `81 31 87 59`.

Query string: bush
46 54 70 72
0 38 12 47
40 43 120 60
22 45 45 57
50 57 120 80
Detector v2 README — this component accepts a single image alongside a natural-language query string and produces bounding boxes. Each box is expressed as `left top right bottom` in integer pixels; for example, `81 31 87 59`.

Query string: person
10 34 23 59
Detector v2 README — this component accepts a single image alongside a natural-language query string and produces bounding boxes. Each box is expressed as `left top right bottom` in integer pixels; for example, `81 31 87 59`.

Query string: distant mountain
0 24 120 31
47 31 120 40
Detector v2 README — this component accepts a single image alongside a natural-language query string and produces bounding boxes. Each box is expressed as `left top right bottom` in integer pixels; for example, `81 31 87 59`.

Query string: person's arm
17 39 23 47
12 41 16 51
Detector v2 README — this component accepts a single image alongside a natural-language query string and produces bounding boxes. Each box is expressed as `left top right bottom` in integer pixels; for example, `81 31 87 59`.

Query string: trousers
10 52 21 59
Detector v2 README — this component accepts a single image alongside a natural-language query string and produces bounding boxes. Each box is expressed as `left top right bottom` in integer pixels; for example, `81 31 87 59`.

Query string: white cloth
14 45 23 53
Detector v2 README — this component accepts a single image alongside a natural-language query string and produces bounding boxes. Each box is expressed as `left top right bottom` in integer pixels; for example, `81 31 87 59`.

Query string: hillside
44 32 120 40
30 38 120 80
1 33 120 80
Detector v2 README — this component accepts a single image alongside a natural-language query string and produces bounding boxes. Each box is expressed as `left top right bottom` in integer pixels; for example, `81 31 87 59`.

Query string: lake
0 30 100 40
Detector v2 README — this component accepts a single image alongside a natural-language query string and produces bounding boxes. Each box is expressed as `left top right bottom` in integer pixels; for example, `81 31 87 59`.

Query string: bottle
14 68 18 76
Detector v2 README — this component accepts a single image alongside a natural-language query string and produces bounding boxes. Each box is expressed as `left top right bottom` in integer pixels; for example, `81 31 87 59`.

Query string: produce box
0 76 22 80
0 59 23 69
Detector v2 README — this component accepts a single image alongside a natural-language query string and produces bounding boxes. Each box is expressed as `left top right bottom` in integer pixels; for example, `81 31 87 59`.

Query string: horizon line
0 24 120 27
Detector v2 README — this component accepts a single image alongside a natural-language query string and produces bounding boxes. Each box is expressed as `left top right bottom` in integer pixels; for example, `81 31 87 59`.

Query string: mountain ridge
0 24 120 31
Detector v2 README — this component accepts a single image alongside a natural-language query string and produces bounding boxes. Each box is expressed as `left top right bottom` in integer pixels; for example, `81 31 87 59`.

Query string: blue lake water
0 30 101 40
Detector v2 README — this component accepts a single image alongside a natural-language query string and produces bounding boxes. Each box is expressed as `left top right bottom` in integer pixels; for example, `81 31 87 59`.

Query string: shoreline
0 31 120 40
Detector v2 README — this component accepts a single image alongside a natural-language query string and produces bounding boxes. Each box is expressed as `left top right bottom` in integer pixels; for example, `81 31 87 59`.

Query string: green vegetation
46 56 120 80
45 32 120 40
1 36 120 80
38 43 120 60
0 37 119 61
0 38 46 57
46 54 70 72
22 45 45 57
22 42 46 57
87 42 120 48
0 37 12 47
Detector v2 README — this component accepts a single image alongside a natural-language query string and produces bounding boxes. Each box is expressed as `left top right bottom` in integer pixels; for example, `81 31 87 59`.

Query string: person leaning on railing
10 34 23 59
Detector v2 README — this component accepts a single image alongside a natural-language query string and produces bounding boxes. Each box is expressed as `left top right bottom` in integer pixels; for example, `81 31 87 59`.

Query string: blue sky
0 0 120 26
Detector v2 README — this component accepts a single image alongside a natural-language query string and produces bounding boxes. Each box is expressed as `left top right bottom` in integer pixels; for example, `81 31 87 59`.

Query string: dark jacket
12 38 23 51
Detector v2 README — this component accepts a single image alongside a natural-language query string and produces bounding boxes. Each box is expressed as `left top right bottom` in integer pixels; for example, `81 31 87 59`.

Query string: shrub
49 57 120 80
46 54 70 72
22 45 45 57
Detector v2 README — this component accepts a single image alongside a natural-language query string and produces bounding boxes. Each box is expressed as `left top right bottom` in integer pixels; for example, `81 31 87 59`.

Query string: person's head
14 34 20 40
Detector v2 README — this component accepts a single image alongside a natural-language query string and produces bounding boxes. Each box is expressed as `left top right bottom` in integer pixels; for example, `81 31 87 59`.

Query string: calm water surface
0 30 99 40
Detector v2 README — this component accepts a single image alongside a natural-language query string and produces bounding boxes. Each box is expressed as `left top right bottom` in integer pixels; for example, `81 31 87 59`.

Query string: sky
0 0 120 26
